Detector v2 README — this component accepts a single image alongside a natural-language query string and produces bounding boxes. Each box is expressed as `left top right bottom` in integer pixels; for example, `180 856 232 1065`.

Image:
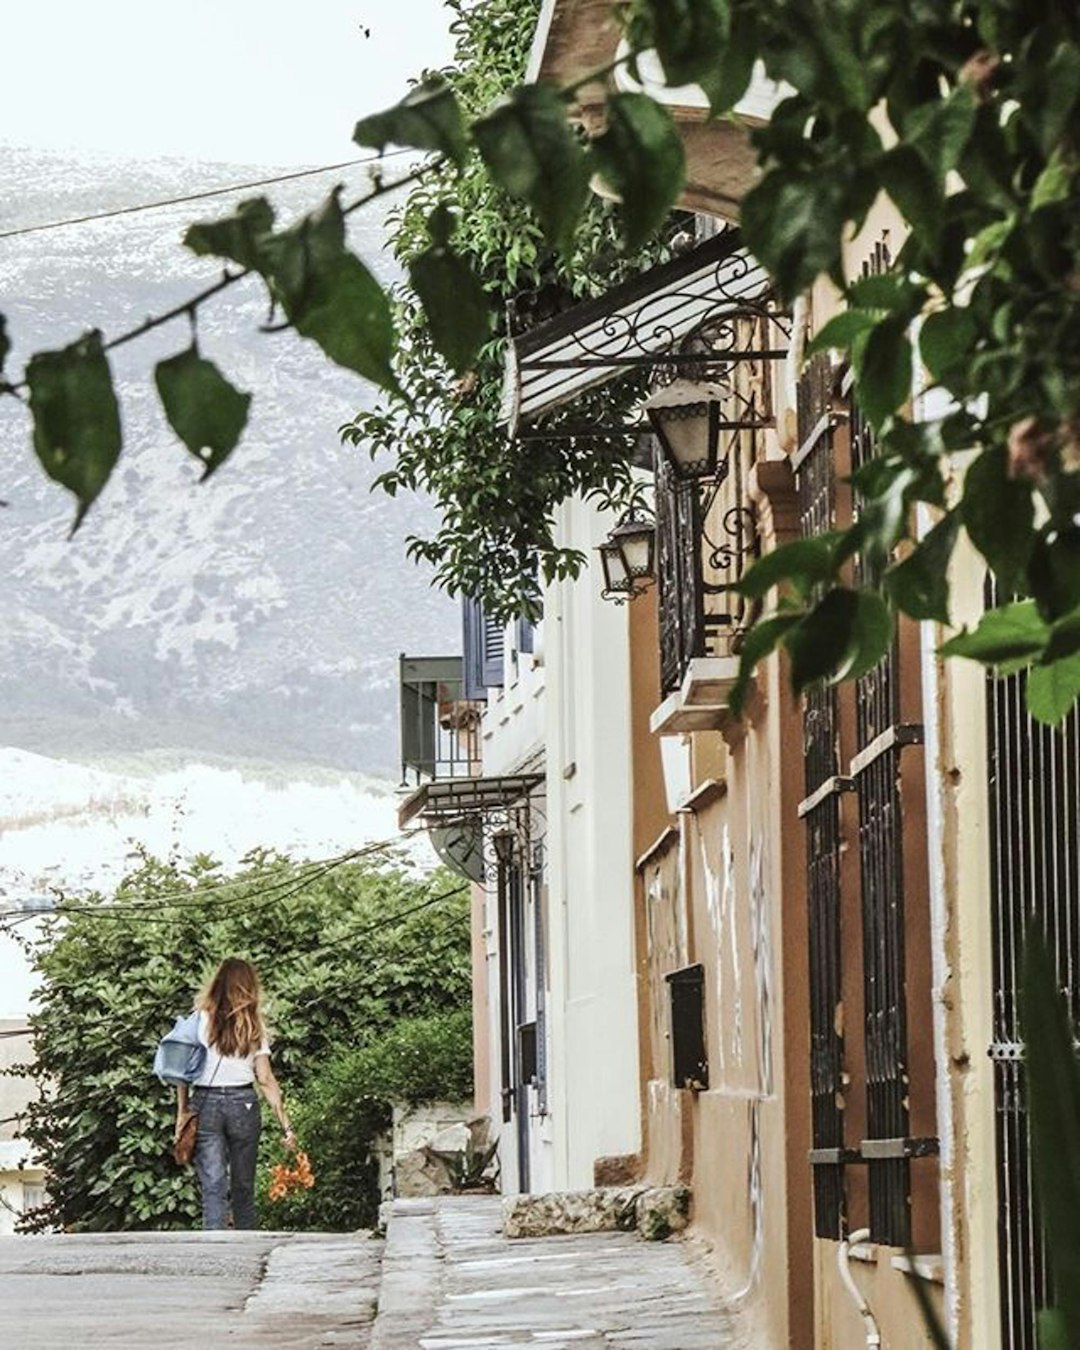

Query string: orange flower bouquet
268 1149 315 1202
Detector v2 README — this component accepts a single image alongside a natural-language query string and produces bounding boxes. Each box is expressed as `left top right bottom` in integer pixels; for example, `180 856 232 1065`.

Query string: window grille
796 330 937 1247
797 352 850 1239
988 645 1080 1349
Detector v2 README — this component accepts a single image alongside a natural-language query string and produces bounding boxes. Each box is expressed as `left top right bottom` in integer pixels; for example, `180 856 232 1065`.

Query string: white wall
477 496 641 1194
542 497 641 1189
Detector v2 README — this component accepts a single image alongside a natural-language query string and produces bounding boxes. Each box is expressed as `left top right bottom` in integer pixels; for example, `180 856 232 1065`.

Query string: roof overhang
501 230 777 434
529 6 787 220
398 774 544 829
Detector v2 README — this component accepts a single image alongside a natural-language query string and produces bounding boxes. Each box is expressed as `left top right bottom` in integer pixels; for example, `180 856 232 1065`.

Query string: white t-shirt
192 1010 271 1087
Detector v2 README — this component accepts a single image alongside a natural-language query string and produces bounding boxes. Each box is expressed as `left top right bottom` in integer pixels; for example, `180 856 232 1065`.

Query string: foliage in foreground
7 852 471 1232
2 3 1080 718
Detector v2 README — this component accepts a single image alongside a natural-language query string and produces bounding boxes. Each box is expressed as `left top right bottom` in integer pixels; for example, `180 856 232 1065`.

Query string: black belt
194 1083 256 1093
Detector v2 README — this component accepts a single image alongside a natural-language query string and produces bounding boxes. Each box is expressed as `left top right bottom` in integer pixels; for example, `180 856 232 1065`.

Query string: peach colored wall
815 1243 946 1349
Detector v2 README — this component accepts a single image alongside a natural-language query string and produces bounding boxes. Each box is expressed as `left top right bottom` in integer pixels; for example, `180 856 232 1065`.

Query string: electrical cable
0 148 415 243
0 830 425 921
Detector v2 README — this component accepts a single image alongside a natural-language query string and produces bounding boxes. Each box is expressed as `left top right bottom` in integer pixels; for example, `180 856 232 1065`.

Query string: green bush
261 1007 474 1231
10 852 471 1232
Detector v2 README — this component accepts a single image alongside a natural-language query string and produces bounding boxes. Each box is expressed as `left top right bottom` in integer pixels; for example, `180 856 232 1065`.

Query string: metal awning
500 229 777 437
398 773 544 829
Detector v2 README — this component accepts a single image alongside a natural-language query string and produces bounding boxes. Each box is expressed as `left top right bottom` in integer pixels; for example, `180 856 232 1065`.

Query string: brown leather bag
173 1108 198 1166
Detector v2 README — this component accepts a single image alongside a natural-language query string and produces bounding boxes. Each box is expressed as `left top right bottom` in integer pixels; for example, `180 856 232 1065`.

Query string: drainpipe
837 1229 882 1348
916 388 961 1340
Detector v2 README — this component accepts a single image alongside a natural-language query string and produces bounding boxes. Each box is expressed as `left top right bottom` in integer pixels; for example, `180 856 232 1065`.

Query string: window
795 333 938 1247
463 597 505 699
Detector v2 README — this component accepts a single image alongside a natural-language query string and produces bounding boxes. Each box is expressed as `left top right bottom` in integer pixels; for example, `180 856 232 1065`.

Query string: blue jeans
191 1086 262 1230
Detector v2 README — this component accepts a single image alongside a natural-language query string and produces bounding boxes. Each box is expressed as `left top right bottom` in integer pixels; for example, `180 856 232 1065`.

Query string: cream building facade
401 8 1065 1347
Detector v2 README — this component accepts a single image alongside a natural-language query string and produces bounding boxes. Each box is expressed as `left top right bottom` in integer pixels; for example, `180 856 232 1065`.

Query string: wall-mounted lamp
598 506 656 603
643 378 729 482
492 831 517 866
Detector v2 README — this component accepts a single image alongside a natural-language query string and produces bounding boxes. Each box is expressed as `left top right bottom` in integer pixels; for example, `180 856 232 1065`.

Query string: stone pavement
0 1229 382 1348
371 1196 733 1349
0 1198 733 1349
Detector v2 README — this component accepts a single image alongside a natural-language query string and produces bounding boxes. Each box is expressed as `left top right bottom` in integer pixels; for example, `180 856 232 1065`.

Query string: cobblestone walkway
371 1196 733 1349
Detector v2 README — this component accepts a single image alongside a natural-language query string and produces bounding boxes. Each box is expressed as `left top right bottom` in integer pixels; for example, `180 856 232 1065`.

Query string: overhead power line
0 147 413 243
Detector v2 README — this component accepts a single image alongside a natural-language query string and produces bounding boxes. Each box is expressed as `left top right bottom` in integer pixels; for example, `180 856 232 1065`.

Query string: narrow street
0 1197 734 1349
0 1229 382 1348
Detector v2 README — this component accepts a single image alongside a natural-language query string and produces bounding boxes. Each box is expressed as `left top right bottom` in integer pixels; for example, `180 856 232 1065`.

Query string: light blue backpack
153 1010 207 1085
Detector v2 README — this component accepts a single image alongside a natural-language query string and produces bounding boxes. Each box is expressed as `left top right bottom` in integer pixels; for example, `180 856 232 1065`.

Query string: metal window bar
797 352 848 1239
988 612 1080 1350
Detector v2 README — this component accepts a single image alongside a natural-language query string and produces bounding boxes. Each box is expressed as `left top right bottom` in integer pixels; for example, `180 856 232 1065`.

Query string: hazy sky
2 0 454 165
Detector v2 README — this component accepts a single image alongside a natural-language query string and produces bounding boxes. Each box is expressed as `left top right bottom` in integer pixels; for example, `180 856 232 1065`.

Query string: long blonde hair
197 958 265 1058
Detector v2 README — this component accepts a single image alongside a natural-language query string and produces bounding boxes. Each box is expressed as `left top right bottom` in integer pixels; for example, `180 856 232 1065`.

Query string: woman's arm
175 1083 188 1138
254 1055 297 1151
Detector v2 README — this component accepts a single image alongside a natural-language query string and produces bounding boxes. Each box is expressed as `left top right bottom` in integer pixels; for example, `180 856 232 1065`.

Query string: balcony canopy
499 230 778 438
398 773 544 830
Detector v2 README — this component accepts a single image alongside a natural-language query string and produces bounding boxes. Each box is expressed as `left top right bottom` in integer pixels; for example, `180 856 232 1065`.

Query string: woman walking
176 957 296 1230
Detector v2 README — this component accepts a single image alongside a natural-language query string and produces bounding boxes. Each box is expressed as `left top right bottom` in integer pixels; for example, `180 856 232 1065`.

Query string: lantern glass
643 378 726 481
614 522 655 578
599 537 631 595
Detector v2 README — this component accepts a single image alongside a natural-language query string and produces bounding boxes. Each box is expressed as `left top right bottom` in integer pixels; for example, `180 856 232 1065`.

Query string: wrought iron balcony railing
399 655 484 786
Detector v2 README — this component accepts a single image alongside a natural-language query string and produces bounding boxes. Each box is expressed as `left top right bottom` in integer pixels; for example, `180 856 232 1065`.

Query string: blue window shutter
516 614 535 656
463 597 504 698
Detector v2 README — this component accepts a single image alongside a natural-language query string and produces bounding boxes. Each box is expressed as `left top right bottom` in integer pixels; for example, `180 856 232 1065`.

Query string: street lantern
492 831 517 866
643 378 729 482
598 506 655 602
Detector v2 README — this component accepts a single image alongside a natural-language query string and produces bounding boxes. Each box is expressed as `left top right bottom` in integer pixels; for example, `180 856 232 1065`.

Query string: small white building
0 1020 46 1233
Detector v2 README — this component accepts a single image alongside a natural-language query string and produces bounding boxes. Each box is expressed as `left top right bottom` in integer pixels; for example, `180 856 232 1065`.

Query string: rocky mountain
0 145 457 778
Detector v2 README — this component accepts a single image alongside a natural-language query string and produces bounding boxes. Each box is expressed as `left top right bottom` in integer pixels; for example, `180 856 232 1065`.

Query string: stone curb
369 1199 444 1349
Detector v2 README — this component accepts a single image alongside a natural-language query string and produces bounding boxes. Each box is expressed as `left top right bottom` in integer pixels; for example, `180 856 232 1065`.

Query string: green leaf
1044 611 1080 664
1031 147 1073 211
737 534 841 601
919 308 977 383
353 76 468 168
409 242 491 375
153 347 251 480
1027 654 1080 725
473 84 590 254
729 612 802 716
1021 928 1080 1346
939 600 1048 665
262 191 399 393
847 273 916 312
840 591 894 683
965 217 1014 271
906 84 977 183
784 587 889 693
183 197 275 271
960 446 1034 594
740 170 849 300
884 512 960 624
1037 1309 1071 1350
26 331 122 531
854 317 912 429
806 309 878 357
590 94 685 251
697 8 757 115
630 0 728 86
877 145 943 241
